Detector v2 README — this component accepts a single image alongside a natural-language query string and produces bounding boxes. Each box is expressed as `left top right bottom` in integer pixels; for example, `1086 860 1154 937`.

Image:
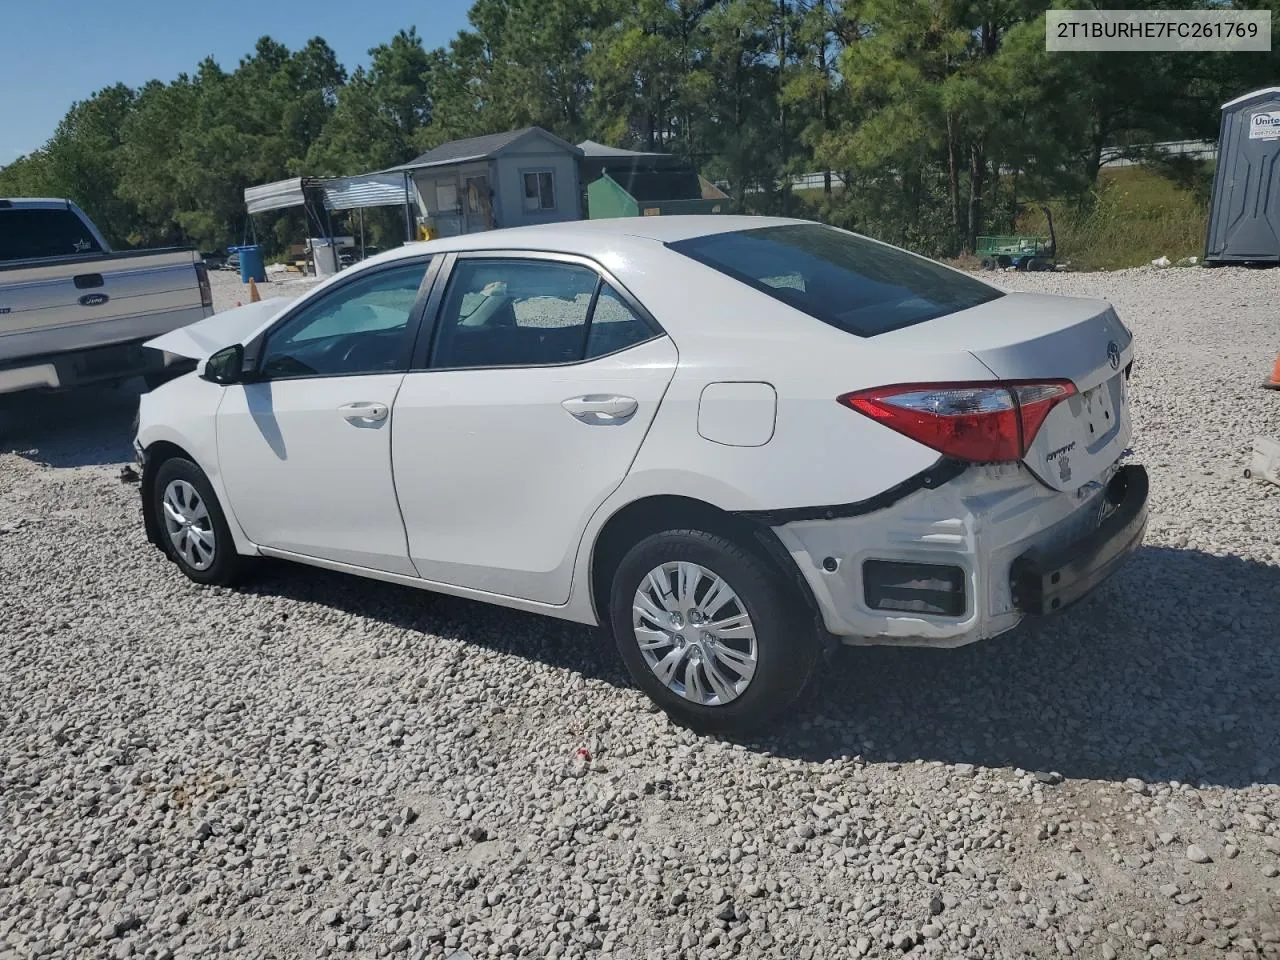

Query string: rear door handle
561 394 638 425
338 401 388 423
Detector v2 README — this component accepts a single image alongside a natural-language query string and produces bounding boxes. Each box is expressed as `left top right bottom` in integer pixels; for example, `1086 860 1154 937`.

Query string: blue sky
0 0 474 163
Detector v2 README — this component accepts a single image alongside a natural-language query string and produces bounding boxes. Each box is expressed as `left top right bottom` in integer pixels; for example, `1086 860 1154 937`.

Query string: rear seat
447 324 584 367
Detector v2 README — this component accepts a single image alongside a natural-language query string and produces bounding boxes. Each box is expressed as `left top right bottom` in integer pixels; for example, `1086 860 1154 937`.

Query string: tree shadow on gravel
243 560 635 689
0 381 140 468
246 545 1280 790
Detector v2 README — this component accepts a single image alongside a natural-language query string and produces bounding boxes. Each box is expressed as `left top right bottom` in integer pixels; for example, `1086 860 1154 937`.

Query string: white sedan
136 216 1146 732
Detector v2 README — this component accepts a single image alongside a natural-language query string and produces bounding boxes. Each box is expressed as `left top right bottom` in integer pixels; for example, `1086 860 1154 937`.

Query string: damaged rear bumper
768 459 1146 648
1010 465 1147 615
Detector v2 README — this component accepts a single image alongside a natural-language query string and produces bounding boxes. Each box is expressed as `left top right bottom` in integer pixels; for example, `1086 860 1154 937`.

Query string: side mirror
201 343 245 385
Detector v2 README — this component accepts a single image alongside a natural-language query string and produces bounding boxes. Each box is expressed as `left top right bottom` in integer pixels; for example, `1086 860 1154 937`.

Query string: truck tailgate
0 250 209 363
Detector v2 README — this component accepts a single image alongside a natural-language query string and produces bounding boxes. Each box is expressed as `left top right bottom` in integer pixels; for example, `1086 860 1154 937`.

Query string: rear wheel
609 529 819 735
152 457 245 586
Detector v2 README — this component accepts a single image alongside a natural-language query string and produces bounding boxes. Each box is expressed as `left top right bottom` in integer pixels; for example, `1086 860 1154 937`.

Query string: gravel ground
210 267 323 313
2 265 1280 960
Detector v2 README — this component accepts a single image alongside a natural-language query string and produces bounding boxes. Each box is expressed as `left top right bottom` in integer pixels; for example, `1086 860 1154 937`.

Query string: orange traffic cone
248 277 261 303
1264 352 1280 391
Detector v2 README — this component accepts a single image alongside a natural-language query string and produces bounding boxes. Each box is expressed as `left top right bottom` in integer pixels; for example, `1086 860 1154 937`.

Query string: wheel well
588 495 823 631
140 441 194 547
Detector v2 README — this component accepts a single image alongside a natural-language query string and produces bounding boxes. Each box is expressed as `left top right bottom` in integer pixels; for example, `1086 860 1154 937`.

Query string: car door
391 252 678 604
215 257 435 575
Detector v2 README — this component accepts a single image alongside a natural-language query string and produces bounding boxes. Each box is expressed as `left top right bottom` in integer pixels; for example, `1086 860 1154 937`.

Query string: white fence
1099 138 1217 167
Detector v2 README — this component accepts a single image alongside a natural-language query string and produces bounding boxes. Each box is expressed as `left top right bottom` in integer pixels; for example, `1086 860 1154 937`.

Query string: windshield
668 223 1004 337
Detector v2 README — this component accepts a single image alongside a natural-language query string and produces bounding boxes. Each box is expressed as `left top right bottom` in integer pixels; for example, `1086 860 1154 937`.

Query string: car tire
152 456 245 587
609 528 819 735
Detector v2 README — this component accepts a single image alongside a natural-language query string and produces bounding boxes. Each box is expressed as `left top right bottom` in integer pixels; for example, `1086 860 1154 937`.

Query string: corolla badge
79 293 110 306
1107 340 1121 370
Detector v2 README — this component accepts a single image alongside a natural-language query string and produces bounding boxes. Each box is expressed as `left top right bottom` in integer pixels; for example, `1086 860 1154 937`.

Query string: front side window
522 171 556 211
668 224 1004 337
430 259 657 369
259 261 428 379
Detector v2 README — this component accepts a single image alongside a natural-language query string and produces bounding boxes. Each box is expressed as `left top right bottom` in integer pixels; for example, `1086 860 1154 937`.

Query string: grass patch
789 165 1210 271
1020 166 1209 271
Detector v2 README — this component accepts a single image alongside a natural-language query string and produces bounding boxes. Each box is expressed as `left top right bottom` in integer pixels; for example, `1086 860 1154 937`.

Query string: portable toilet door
1205 87 1280 265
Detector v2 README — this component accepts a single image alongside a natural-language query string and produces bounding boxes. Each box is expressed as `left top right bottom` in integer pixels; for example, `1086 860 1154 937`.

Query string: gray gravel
3 264 1280 959
211 267 322 313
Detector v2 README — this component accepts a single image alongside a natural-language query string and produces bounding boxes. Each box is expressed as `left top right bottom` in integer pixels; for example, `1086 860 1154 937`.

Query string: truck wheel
152 457 246 586
609 529 819 735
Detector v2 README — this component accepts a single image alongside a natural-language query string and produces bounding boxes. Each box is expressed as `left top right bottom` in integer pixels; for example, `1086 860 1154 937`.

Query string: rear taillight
839 380 1077 462
195 262 213 308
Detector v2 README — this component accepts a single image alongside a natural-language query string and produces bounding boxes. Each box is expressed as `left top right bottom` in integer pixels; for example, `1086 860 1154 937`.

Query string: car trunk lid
873 292 1134 491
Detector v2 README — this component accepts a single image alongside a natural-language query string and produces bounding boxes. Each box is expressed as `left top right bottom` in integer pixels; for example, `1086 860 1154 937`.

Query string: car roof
0 198 77 210
499 214 807 243
358 215 812 269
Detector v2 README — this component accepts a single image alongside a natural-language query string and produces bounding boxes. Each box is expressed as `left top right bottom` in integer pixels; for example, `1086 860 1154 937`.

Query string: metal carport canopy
244 177 314 214
322 172 409 210
243 173 409 213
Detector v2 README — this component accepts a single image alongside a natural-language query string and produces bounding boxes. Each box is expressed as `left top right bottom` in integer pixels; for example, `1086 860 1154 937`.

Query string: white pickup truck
0 198 214 395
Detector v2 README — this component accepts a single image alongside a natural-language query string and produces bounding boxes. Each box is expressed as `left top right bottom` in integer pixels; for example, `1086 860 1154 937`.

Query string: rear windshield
668 223 1003 337
0 207 104 263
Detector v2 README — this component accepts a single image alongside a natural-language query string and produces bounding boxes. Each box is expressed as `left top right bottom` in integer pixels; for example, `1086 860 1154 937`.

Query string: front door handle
561 394 638 425
338 401 389 423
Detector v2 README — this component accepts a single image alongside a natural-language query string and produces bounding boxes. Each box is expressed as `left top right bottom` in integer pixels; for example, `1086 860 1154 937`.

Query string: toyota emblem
1107 340 1121 370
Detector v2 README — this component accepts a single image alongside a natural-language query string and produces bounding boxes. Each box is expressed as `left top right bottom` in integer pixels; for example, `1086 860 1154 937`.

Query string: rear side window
429 259 657 369
0 207 104 262
668 223 1003 337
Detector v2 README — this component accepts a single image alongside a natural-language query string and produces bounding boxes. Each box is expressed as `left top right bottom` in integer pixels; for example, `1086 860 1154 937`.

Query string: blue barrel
233 244 266 283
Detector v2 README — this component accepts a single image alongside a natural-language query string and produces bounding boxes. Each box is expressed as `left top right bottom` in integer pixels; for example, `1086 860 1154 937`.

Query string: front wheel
152 457 246 586
609 529 819 735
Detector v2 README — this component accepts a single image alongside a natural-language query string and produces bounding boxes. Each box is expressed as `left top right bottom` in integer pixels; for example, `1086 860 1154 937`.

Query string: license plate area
1079 375 1122 450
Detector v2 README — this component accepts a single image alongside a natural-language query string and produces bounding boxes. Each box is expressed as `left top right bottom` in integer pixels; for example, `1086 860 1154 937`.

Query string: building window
435 182 459 214
522 171 556 211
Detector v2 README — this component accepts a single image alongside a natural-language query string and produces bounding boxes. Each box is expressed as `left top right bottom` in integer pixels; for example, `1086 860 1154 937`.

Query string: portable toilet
1204 87 1280 265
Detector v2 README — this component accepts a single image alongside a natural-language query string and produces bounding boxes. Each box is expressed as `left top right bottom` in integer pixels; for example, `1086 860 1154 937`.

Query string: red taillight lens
839 380 1076 462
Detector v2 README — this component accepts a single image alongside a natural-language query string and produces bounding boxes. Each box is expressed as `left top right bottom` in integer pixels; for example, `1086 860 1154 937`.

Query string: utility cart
978 206 1057 271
